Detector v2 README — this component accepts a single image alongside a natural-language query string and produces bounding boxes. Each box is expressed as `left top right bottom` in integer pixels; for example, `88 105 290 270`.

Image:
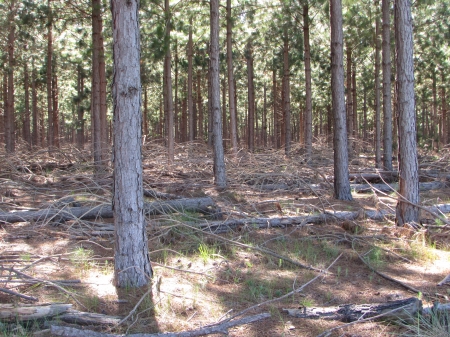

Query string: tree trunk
46 0 53 149
247 41 255 153
283 27 291 156
263 83 267 147
52 62 60 148
188 18 194 141
31 60 39 147
330 0 352 201
5 1 16 153
111 0 152 287
92 0 102 168
165 0 174 164
374 3 382 168
197 69 204 140
227 0 238 155
395 0 419 225
222 77 227 150
98 9 108 161
303 3 313 160
442 71 447 145
23 63 31 148
210 0 226 188
346 45 353 156
382 0 393 170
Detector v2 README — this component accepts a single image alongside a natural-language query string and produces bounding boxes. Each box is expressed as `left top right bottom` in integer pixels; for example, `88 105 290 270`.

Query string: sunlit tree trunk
210 0 226 188
52 61 59 148
346 45 353 157
111 0 152 288
227 0 238 155
395 0 419 225
330 0 352 200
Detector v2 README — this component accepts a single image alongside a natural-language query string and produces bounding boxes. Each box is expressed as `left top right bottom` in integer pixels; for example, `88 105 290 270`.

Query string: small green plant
365 246 385 268
300 297 315 307
198 243 216 264
70 247 95 273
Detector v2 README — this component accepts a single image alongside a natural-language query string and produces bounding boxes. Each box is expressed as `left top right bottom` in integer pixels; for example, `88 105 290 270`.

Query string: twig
116 287 153 326
0 287 38 301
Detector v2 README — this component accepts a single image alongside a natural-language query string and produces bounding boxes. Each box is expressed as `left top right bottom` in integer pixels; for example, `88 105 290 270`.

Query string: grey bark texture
330 0 352 200
111 0 152 287
227 0 238 155
395 0 420 225
164 0 174 164
382 0 393 171
210 0 227 188
303 4 313 160
375 4 382 168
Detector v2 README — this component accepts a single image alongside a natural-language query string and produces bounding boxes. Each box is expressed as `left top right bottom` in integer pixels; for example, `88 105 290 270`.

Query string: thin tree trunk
52 63 59 148
227 0 238 155
23 63 31 149
164 0 174 164
283 27 291 156
247 41 255 153
143 87 148 138
111 0 152 288
32 60 39 147
92 0 102 167
188 18 194 141
197 69 204 140
346 45 353 157
330 0 352 201
210 0 226 188
395 0 419 225
46 0 53 149
382 0 393 170
263 83 267 147
222 76 227 150
303 3 313 160
375 3 382 168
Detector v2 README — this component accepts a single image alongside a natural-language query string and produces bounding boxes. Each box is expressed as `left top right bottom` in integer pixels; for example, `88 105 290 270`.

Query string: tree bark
283 27 291 156
374 3 382 168
188 18 194 141
31 59 39 147
92 0 102 167
46 0 53 149
227 0 238 155
5 1 16 153
346 45 353 156
395 0 419 225
164 0 174 164
111 0 152 287
247 41 255 153
382 0 393 171
303 3 313 160
330 0 352 200
23 63 31 148
210 0 227 188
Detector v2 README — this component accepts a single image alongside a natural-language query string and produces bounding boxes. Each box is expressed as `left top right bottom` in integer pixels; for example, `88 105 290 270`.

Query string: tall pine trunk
303 3 313 160
330 0 352 201
111 0 152 288
227 0 238 155
395 0 419 225
210 0 226 188
382 0 393 170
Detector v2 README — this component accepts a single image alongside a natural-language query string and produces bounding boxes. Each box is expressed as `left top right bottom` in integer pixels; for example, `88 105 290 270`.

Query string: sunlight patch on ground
85 271 116 297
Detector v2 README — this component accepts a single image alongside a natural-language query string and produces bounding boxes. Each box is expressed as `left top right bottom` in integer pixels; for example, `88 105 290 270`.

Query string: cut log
283 297 421 322
50 312 271 337
58 309 122 326
351 181 446 193
0 303 72 323
0 197 218 224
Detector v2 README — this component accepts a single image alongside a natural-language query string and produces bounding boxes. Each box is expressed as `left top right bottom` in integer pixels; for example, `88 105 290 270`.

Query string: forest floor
1 140 450 337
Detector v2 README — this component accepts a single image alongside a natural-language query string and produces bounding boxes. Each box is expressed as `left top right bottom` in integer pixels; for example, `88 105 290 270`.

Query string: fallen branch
0 197 218 224
0 303 72 323
50 312 271 337
283 297 421 322
0 287 38 302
